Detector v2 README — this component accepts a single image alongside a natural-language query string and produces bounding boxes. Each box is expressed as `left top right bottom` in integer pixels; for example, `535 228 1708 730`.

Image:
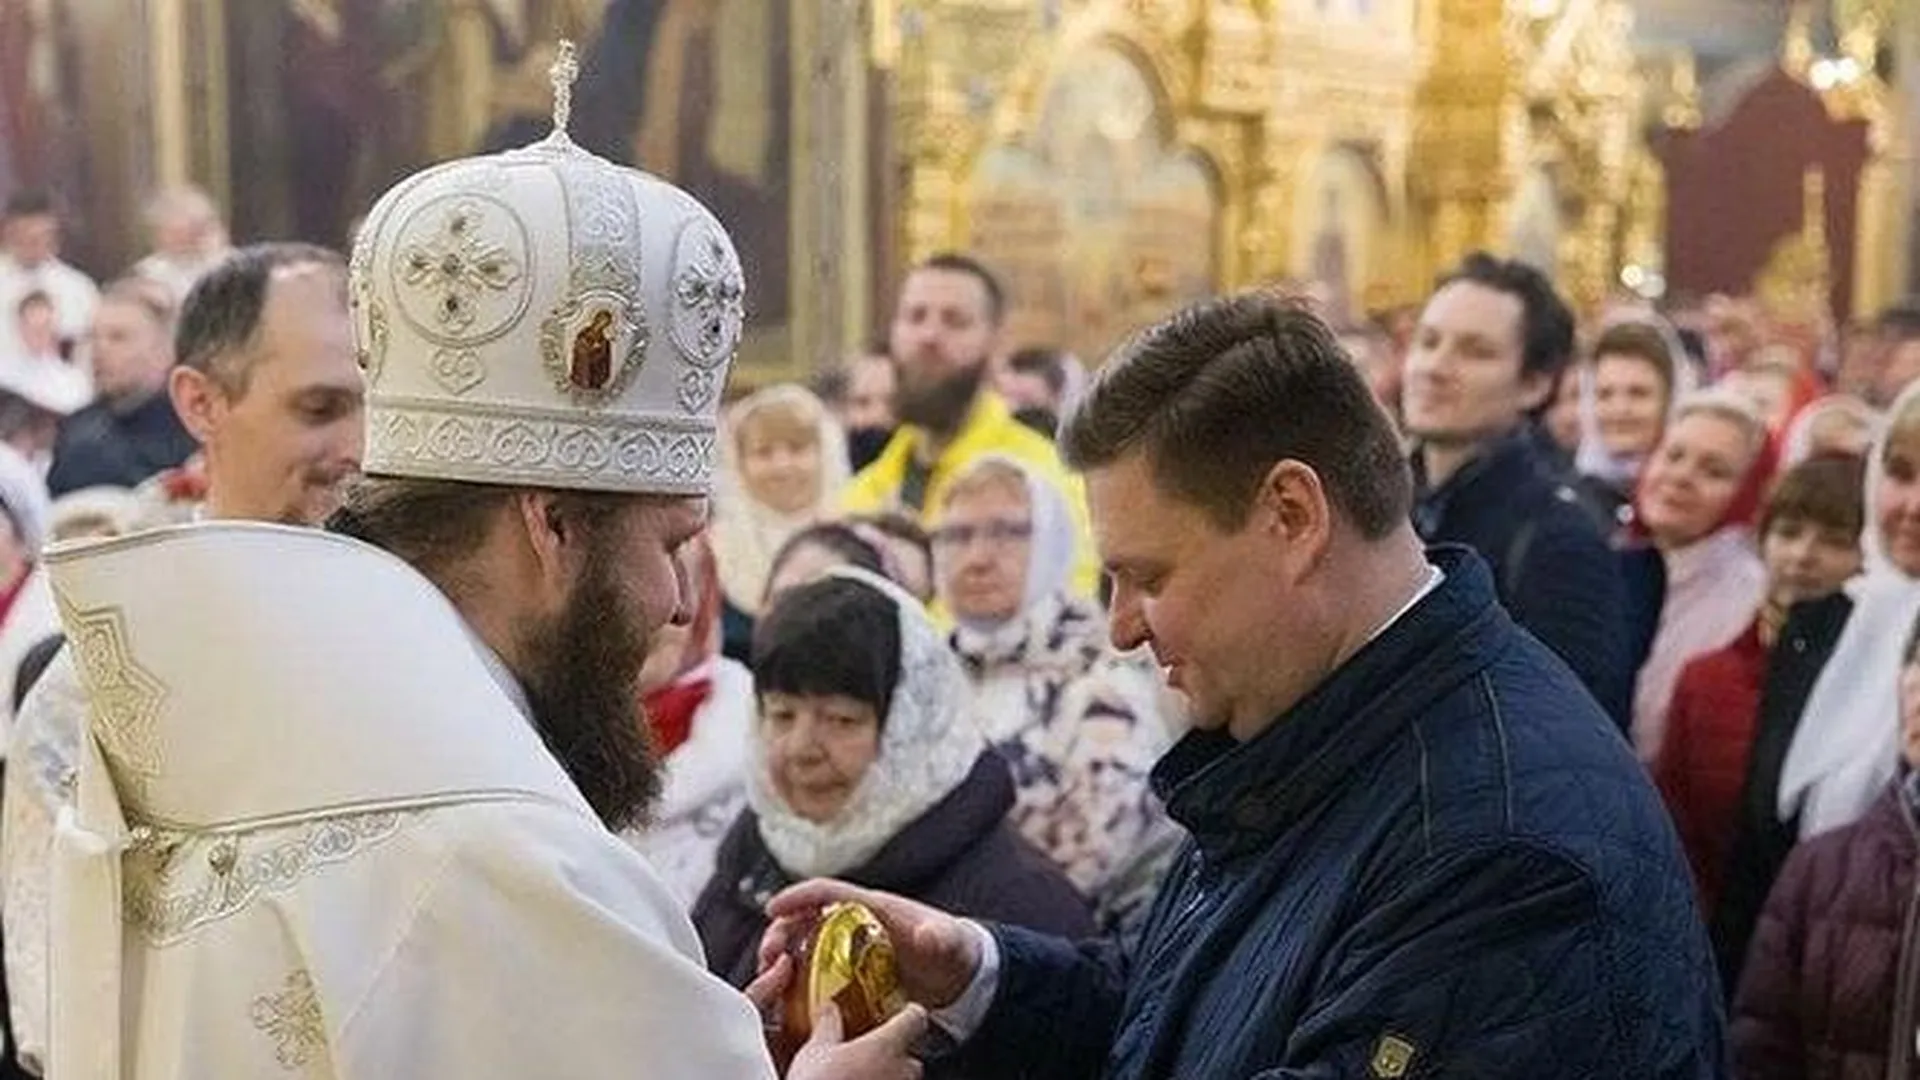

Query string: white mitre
348 42 746 496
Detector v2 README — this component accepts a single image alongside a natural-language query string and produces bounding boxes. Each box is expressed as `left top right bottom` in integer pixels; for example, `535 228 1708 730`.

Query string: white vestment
43 522 776 1080
1 642 82 1075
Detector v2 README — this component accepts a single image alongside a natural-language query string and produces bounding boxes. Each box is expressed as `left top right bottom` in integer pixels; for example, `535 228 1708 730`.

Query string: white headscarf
747 567 987 879
1778 378 1920 836
938 453 1078 639
1574 313 1697 489
711 384 850 617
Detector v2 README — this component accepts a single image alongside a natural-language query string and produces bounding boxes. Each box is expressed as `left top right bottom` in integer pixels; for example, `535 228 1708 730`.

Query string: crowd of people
0 96 1914 1078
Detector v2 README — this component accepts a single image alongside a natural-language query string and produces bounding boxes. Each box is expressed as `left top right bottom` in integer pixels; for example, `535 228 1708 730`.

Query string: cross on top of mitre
550 39 578 138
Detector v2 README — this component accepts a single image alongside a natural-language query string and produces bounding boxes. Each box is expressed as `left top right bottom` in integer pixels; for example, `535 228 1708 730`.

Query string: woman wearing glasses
932 455 1183 936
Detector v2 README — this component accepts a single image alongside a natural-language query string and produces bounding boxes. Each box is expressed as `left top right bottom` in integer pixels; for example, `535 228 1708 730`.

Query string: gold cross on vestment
550 39 579 136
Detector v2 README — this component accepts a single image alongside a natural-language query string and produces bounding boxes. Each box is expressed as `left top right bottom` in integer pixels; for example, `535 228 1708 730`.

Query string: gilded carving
1757 167 1834 327
1197 2 1269 115
964 42 1225 359
899 0 1273 328
1408 0 1646 305
886 0 1637 327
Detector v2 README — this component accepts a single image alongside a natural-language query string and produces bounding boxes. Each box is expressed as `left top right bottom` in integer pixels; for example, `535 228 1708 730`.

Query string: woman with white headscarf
932 454 1182 935
1572 317 1696 532
710 384 850 661
692 569 1092 1007
1778 380 1920 837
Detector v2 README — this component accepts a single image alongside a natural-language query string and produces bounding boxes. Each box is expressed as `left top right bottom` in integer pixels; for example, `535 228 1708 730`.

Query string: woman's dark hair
752 576 902 722
766 522 886 583
1759 453 1866 541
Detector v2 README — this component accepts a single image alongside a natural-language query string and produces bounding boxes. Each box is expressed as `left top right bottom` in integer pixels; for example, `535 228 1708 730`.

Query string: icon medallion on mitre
347 40 746 497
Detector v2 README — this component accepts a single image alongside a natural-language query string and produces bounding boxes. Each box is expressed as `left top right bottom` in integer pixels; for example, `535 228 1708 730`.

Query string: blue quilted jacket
953 545 1727 1079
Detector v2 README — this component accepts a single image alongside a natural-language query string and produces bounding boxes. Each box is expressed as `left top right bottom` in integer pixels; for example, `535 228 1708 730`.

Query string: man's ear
1256 458 1334 581
168 366 218 446
514 490 572 585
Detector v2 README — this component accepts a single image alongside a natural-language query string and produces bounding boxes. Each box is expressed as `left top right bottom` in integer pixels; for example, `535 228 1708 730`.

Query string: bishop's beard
519 532 663 833
895 358 987 435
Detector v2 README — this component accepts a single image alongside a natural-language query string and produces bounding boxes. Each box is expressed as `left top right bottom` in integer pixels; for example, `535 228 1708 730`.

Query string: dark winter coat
1731 780 1920 1080
951 545 1725 1080
46 392 197 497
1412 429 1635 731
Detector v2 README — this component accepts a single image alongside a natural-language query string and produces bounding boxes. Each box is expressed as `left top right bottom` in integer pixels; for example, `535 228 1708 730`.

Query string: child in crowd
1657 453 1866 913
1729 599 1920 1079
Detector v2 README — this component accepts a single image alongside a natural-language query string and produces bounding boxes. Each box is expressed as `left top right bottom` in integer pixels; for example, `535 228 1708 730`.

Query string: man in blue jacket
762 292 1724 1079
1401 253 1635 730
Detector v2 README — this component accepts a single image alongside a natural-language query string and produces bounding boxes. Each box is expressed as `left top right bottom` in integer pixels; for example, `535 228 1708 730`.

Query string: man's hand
761 879 983 1009
787 1001 928 1080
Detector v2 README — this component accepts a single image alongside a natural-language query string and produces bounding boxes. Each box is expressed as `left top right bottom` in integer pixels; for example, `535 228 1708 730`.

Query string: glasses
931 518 1034 549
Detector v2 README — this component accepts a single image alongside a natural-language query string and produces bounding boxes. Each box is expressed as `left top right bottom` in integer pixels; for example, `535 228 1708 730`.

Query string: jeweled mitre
347 57 745 496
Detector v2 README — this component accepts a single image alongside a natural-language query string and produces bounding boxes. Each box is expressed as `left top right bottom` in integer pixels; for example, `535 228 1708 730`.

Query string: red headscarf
1625 397 1779 545
641 533 724 756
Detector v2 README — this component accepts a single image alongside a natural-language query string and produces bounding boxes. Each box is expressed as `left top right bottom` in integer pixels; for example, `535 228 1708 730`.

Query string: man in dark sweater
45 279 196 495
1401 253 1635 729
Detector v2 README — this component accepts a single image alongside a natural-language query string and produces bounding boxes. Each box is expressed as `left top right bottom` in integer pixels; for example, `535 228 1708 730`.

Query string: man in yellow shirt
842 253 1098 597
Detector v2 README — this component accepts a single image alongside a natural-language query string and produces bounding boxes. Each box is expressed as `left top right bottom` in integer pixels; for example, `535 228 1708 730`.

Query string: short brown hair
176 242 345 394
1590 322 1678 395
1760 453 1866 540
939 455 1029 509
1061 292 1410 537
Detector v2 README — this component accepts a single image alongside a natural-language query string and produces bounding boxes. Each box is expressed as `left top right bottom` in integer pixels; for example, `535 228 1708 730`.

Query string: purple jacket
1732 780 1920 1080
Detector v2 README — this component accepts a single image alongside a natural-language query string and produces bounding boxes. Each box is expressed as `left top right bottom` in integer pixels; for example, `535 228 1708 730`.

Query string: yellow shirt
840 393 1101 599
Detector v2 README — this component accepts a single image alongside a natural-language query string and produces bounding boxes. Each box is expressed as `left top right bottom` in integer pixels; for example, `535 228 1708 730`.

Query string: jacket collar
1411 427 1549 535
1153 545 1508 864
